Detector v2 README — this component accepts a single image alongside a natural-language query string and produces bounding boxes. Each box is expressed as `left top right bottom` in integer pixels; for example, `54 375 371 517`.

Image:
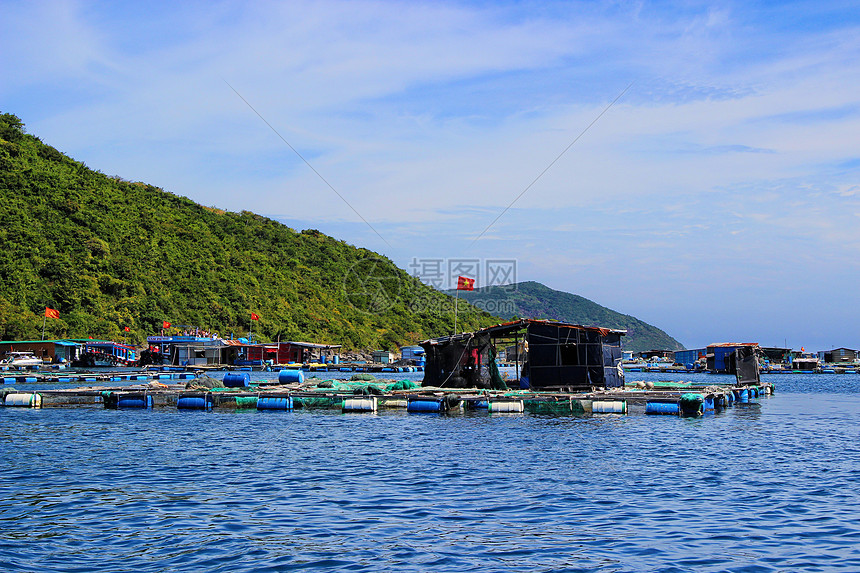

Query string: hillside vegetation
449 281 685 353
0 113 495 348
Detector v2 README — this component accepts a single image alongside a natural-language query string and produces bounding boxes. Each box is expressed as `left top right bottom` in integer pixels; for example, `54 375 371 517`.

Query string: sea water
1 372 858 572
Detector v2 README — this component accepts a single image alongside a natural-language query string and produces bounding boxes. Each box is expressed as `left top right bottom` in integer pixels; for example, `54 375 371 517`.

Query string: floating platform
0 380 774 418
0 370 198 385
142 363 425 373
622 365 859 374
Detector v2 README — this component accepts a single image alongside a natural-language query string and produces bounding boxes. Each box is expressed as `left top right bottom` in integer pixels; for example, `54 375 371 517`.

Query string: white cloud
3 0 860 348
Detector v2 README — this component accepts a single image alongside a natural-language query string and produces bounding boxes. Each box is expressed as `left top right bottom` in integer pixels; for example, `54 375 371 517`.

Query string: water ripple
1 376 859 571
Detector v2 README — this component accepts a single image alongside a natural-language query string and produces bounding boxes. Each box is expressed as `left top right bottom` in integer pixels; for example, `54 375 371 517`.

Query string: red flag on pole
251 312 260 321
124 326 130 332
163 321 171 329
44 307 60 319
456 276 475 291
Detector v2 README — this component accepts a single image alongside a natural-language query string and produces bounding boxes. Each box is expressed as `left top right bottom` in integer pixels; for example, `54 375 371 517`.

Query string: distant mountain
448 281 685 353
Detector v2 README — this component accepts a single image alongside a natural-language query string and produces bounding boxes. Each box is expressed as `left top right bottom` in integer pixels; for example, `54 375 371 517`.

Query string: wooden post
515 331 520 382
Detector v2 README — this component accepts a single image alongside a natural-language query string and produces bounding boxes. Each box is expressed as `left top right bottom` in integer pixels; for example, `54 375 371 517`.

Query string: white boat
0 351 44 367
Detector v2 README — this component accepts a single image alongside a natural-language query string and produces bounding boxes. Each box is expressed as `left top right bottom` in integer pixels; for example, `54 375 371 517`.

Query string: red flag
456 276 475 291
45 307 60 319
251 312 260 321
124 326 130 332
163 321 171 329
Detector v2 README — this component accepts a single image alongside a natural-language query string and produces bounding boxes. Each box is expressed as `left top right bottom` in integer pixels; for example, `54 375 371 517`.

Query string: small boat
0 352 44 367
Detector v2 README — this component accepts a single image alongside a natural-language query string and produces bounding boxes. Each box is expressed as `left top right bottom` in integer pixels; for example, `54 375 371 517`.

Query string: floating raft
191 363 425 373
0 371 198 385
0 381 774 418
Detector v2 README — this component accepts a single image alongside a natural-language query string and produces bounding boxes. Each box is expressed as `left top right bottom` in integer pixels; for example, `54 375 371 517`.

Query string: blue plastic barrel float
278 369 304 384
177 395 212 411
464 398 489 410
257 396 293 410
703 396 715 413
223 372 251 388
117 393 153 409
645 400 680 415
734 388 749 403
407 396 446 413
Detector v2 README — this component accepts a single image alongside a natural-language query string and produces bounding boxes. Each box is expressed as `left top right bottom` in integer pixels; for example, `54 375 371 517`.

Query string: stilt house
419 319 625 390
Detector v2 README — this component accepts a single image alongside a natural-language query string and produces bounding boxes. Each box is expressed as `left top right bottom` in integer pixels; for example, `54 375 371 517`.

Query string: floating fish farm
0 369 773 418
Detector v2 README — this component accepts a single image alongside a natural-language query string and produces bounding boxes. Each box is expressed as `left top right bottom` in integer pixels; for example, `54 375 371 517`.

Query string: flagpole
41 312 47 341
454 289 460 335
249 312 252 342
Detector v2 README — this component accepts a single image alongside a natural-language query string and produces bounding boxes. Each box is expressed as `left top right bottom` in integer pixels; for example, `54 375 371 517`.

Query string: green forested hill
0 113 494 348
449 281 685 352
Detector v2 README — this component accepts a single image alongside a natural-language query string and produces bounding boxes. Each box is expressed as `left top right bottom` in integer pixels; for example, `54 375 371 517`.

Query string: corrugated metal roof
283 341 342 349
420 318 627 345
192 340 341 349
0 339 82 345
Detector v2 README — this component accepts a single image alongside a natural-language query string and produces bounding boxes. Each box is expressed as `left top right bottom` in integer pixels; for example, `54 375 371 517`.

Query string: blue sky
3 0 859 350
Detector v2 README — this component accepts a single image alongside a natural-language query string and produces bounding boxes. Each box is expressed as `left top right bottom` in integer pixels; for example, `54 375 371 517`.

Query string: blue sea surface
1 372 859 572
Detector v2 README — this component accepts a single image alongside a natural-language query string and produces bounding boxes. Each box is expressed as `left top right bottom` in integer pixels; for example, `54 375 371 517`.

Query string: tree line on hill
0 112 495 349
